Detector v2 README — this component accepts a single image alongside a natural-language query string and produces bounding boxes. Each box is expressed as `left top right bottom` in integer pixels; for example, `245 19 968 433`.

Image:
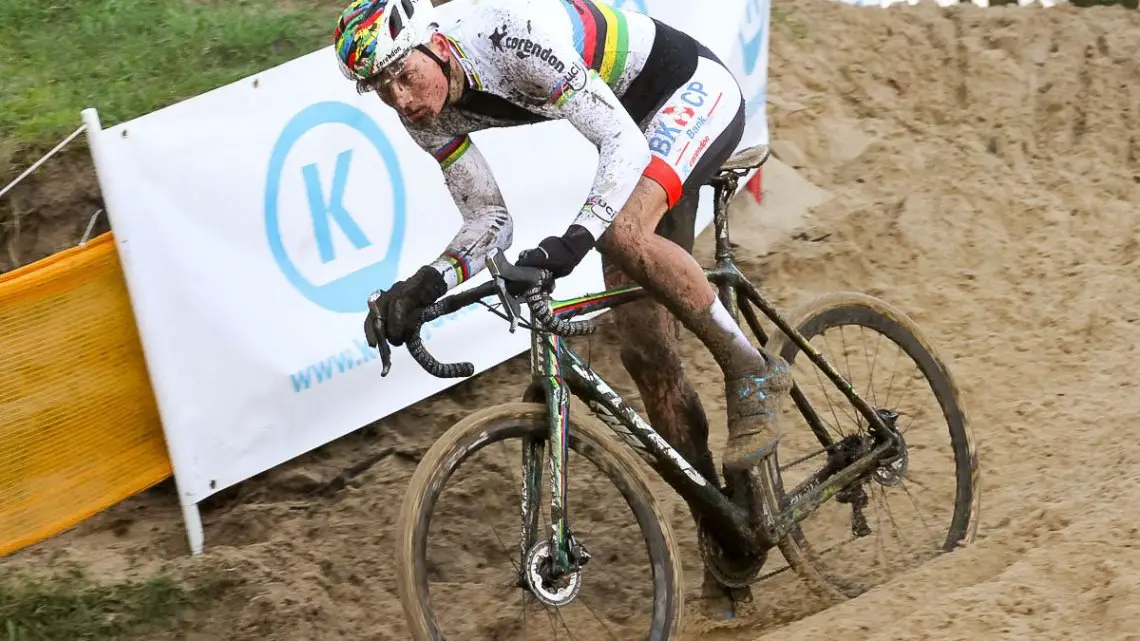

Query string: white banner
83 0 772 553
829 0 1062 6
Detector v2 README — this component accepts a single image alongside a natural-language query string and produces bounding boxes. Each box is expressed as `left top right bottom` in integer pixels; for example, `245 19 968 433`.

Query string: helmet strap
415 43 454 86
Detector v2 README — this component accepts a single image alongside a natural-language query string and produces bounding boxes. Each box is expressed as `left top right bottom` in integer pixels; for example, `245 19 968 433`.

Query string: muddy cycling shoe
722 354 794 472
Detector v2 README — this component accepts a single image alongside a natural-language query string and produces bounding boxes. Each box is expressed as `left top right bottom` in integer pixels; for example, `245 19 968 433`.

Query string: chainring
696 517 769 589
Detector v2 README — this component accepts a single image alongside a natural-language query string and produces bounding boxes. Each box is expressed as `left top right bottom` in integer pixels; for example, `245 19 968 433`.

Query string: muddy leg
602 257 721 508
601 193 753 621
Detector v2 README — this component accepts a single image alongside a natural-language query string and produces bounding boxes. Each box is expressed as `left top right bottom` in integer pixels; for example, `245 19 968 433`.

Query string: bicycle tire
760 291 981 601
395 402 685 640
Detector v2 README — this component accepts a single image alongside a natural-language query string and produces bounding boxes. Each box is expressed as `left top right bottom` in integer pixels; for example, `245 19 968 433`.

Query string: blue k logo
264 101 407 314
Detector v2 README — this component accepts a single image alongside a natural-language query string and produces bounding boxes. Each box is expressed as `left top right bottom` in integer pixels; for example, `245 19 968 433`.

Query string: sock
678 297 767 379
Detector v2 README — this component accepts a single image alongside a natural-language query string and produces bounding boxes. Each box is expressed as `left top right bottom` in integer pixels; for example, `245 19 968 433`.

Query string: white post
80 107 207 557
181 500 206 555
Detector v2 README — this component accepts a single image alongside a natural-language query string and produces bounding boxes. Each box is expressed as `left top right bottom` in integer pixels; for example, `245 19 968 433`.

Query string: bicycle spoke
859 325 884 408
809 348 849 437
545 605 560 639
554 608 578 640
884 364 922 421
881 347 905 410
838 326 861 429
577 595 623 641
874 486 915 556
874 498 889 569
489 522 522 574
898 471 933 492
900 410 919 434
779 443 831 472
819 331 860 431
898 480 936 540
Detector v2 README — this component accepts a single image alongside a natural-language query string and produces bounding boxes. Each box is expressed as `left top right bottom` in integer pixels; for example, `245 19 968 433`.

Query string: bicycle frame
519 170 900 573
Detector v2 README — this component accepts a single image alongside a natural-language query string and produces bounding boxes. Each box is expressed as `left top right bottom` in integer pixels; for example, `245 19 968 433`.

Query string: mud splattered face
363 40 451 125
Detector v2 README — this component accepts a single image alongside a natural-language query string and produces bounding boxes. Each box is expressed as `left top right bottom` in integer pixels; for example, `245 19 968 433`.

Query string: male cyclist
337 0 792 617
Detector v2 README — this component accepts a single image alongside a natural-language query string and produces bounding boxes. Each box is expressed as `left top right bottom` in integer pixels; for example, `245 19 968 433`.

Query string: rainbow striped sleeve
430 251 474 289
558 0 631 91
432 135 472 170
548 76 578 108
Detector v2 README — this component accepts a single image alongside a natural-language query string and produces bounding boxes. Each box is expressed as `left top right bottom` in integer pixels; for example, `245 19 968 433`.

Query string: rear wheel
395 402 686 640
755 292 980 601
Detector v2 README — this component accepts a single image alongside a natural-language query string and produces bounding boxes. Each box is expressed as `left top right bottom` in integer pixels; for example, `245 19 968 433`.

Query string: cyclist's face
372 49 448 125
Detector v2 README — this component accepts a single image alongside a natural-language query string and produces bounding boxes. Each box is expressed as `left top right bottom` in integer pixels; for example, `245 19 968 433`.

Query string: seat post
709 172 741 322
711 173 739 269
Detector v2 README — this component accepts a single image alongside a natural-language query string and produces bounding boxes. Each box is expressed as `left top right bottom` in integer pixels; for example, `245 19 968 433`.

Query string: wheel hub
524 540 582 607
872 409 908 487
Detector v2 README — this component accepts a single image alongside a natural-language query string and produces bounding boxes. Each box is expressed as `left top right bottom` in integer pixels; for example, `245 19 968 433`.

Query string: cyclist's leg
599 52 792 474
601 192 718 501
602 188 751 618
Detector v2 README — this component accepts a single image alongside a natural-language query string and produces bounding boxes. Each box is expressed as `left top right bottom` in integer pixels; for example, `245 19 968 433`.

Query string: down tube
534 329 573 571
559 347 713 492
559 346 764 555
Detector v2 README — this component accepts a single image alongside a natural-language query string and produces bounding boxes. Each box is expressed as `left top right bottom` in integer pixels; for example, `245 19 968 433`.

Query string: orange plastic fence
0 232 171 556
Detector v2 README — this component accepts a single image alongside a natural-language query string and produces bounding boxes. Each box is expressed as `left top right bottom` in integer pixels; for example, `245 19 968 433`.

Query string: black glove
516 224 596 280
364 265 448 347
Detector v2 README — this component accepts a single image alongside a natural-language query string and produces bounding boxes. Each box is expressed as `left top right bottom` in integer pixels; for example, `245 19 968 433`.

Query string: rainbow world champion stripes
558 0 631 90
432 135 472 169
336 0 387 79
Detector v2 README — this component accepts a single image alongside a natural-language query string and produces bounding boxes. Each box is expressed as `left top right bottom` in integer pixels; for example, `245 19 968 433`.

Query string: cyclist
338 0 792 618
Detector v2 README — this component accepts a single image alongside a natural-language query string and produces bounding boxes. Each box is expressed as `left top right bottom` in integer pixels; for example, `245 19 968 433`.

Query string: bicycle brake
486 249 526 333
493 275 523 333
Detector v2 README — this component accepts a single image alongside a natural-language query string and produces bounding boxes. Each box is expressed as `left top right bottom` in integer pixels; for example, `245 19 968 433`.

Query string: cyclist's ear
426 32 451 59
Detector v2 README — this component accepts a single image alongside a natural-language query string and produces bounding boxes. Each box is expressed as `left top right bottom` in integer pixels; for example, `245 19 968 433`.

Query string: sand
6 0 1140 639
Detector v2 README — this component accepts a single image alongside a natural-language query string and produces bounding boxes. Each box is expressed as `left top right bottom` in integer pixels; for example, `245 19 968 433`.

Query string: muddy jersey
409 0 713 289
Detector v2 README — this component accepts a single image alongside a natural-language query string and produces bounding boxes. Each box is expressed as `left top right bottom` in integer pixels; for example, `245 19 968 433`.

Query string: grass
0 0 341 161
0 565 233 640
772 7 808 41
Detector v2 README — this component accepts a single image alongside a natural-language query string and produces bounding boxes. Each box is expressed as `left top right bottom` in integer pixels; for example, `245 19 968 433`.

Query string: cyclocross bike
371 144 981 640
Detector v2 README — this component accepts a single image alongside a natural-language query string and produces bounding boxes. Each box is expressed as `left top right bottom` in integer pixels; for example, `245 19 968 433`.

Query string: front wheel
395 402 685 640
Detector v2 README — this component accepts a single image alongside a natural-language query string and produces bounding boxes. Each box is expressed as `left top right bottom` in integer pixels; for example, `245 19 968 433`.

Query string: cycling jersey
411 0 745 289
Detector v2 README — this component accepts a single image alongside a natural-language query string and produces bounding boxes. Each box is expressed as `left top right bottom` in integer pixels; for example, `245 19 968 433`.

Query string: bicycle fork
520 329 588 580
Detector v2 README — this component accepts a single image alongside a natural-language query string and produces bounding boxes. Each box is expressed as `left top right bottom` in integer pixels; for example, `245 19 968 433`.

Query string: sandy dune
6 0 1140 639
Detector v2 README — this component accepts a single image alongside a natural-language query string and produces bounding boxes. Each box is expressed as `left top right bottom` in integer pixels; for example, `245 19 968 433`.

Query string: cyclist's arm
411 129 514 291
498 4 651 242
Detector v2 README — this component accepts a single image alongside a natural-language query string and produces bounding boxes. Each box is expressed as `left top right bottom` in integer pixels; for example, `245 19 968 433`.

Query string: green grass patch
0 0 342 159
0 566 230 641
772 7 808 41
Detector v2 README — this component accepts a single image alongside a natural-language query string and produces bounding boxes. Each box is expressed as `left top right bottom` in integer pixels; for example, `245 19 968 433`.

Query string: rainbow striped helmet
333 0 437 82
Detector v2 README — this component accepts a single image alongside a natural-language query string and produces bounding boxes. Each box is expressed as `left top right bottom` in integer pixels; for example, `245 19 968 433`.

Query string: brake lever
493 276 523 333
367 291 393 377
486 250 524 333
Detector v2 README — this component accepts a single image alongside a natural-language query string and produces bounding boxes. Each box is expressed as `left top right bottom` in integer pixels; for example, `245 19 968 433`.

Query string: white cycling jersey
406 0 742 289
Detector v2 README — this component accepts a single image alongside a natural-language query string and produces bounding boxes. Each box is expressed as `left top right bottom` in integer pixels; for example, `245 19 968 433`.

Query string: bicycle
375 144 981 640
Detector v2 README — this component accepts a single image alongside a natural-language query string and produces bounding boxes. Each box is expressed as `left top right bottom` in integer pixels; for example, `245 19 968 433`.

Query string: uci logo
264 101 407 314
